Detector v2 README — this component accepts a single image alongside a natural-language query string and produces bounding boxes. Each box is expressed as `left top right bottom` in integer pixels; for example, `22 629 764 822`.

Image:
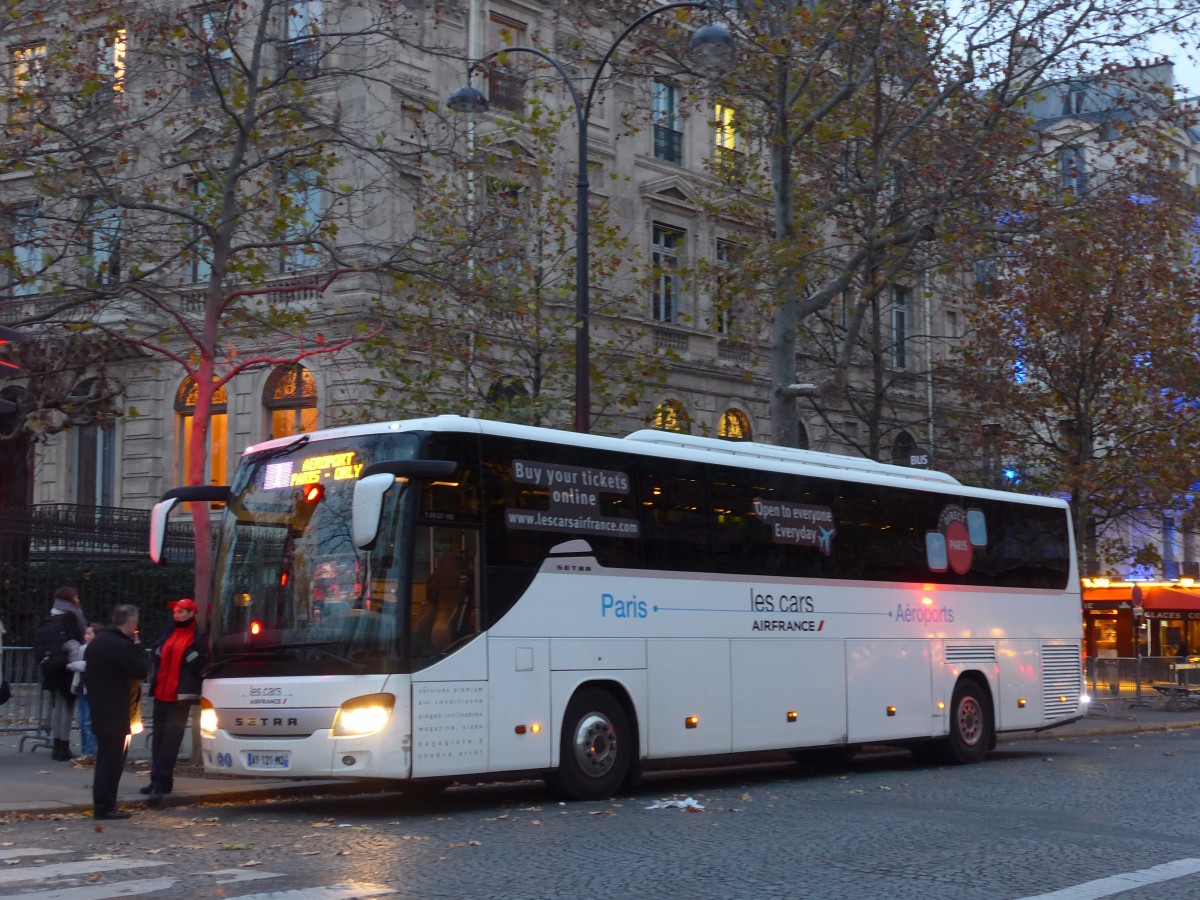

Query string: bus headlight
333 693 395 737
199 699 218 737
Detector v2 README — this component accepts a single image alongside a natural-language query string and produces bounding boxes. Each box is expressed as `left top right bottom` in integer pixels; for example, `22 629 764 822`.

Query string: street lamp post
448 6 732 434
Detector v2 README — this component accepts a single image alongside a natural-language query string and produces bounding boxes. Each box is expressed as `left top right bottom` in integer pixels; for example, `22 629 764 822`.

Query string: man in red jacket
85 605 149 820
143 598 208 808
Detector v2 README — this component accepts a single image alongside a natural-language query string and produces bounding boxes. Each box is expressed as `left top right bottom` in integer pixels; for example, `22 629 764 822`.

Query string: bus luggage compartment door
846 639 934 743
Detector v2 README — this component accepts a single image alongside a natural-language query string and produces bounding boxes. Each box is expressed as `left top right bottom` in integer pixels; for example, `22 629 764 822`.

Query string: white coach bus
150 415 1084 800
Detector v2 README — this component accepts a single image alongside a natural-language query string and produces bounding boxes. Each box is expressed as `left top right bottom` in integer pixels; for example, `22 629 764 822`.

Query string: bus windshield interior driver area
151 416 1084 802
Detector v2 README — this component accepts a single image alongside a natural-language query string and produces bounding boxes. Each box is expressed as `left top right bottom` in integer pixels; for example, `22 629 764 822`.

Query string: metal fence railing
0 647 51 751
1085 655 1200 712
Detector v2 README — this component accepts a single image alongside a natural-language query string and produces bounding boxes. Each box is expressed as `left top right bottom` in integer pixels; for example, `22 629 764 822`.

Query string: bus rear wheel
548 688 632 802
911 680 993 766
947 679 992 764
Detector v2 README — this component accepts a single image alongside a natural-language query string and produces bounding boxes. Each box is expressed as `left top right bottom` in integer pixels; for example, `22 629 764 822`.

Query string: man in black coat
84 604 149 821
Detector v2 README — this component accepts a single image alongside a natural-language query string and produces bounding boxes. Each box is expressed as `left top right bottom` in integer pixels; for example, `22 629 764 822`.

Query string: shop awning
1084 584 1200 611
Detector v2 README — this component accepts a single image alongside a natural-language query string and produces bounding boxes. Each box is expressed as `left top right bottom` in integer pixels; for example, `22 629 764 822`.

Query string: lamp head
447 85 489 113
688 22 735 71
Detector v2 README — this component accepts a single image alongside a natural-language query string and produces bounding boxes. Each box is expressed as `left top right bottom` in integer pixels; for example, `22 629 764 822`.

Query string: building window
652 223 684 323
192 6 233 100
5 204 43 296
282 0 321 76
890 285 909 369
83 200 121 285
652 81 682 164
485 14 526 113
263 364 317 439
74 397 115 508
714 239 741 334
188 179 213 283
891 431 917 467
175 376 228 487
714 102 741 165
1060 146 1087 196
796 421 810 450
279 166 321 272
10 43 46 126
717 409 751 441
652 399 690 433
87 30 126 108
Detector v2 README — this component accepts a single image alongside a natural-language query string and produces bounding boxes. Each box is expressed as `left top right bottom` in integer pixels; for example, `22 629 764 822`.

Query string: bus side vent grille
945 645 995 663
1042 645 1082 720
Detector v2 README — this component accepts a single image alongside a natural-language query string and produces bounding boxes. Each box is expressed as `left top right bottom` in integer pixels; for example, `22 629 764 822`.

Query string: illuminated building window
264 363 317 439
175 376 228 487
717 409 751 441
714 102 742 165
10 44 46 126
88 29 125 107
652 399 690 434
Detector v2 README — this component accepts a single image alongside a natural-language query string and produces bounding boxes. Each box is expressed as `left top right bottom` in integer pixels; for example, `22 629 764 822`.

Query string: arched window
264 364 317 439
892 431 917 467
717 408 751 441
797 421 810 450
651 399 690 434
176 377 228 486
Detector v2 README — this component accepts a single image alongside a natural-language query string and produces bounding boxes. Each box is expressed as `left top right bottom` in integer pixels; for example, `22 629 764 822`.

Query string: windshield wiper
230 434 311 495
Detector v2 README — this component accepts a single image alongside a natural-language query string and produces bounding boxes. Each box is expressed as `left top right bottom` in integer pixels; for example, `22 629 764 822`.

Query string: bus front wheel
548 688 632 801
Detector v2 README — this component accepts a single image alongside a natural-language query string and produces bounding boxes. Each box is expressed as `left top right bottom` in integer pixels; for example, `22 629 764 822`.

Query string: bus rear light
787 711 798 722
250 621 262 636
886 706 897 717
199 699 218 737
685 716 699 729
333 693 395 737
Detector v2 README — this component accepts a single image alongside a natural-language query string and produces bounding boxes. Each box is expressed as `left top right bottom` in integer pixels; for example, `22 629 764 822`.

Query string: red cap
169 598 198 613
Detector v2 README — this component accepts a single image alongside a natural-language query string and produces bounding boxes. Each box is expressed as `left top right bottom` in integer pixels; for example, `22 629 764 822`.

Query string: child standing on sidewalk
67 623 102 767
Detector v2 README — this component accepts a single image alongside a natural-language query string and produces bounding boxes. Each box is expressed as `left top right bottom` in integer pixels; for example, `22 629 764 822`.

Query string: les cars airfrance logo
926 505 987 575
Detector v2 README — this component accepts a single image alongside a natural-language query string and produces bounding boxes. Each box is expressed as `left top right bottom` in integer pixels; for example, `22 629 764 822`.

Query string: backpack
35 615 72 676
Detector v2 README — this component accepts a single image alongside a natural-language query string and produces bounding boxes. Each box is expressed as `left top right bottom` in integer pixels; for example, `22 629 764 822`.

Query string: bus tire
548 687 632 802
946 679 992 765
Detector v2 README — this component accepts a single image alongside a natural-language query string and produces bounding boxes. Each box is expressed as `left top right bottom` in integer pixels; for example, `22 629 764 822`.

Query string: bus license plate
245 751 290 770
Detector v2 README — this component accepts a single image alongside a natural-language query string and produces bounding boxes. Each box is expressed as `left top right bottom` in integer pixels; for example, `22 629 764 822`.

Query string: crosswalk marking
225 886 396 900
1018 858 1200 899
0 849 392 900
191 868 285 884
0 858 168 886
0 876 179 899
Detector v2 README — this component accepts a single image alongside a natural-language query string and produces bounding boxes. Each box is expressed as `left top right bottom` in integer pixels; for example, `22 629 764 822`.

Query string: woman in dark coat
84 604 149 820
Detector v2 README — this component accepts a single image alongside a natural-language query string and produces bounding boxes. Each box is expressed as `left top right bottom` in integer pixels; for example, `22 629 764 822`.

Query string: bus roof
241 415 1066 510
623 429 960 486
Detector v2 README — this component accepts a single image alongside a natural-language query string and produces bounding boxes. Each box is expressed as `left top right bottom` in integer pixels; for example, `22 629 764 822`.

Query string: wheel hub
572 712 618 777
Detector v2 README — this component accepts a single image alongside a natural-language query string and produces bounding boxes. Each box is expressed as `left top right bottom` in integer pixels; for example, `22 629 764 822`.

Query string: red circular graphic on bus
945 520 973 574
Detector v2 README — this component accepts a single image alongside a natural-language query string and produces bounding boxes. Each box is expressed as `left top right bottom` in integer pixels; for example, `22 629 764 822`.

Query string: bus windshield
208 432 421 676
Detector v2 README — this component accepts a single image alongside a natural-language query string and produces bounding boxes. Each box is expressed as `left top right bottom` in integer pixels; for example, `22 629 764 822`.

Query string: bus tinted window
636 460 713 572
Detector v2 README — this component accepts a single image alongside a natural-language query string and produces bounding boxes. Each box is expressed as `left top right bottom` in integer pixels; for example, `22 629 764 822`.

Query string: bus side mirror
352 473 398 550
149 485 230 564
351 459 458 550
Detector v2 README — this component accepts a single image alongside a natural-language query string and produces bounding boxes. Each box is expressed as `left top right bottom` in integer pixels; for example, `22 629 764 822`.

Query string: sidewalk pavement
2 702 1198 817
